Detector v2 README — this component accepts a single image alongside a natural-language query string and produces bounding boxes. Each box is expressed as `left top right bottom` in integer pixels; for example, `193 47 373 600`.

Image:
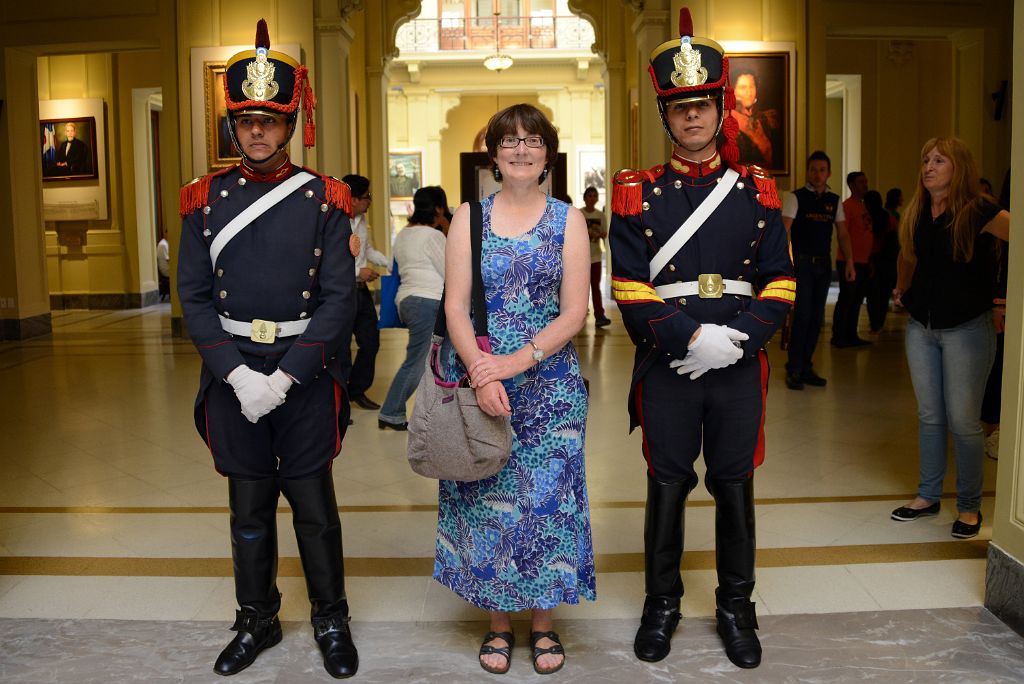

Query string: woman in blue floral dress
435 104 595 675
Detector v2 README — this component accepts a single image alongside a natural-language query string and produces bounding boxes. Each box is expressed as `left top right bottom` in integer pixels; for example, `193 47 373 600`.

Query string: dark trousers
832 261 870 344
866 254 897 332
201 364 348 479
590 261 605 318
635 353 768 487
343 284 380 398
786 254 831 376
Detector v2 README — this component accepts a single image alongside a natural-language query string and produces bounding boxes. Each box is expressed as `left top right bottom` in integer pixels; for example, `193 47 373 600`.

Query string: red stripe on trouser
635 381 654 477
753 350 769 470
203 399 225 477
330 381 343 471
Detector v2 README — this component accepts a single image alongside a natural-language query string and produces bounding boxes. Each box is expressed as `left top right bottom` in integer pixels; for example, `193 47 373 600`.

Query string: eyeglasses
498 135 545 149
359 193 372 202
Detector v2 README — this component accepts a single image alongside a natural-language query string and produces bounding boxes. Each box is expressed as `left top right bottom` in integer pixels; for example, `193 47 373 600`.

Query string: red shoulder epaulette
746 165 781 210
301 167 352 217
179 166 234 217
611 164 664 216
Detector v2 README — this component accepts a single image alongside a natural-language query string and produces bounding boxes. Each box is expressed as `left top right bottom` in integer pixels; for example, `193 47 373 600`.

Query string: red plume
679 8 693 37
255 19 270 50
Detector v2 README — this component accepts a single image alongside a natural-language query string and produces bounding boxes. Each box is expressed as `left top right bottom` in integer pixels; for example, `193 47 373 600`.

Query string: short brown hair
484 104 559 179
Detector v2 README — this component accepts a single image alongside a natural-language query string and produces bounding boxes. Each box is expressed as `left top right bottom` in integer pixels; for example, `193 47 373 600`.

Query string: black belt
795 254 829 265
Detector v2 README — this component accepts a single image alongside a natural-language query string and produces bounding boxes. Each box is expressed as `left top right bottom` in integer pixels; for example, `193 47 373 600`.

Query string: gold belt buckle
698 274 724 299
250 319 277 344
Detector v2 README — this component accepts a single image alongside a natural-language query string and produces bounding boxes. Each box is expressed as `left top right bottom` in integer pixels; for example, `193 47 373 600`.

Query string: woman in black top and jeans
889 137 1009 539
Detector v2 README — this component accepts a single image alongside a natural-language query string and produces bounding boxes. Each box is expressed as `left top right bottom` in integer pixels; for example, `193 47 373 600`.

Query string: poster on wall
39 98 108 221
722 42 796 177
388 150 422 199
576 145 605 208
41 116 99 181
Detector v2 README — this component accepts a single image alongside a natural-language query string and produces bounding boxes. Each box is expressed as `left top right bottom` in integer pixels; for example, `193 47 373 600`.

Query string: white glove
266 368 294 398
669 356 709 380
677 324 748 379
226 365 285 423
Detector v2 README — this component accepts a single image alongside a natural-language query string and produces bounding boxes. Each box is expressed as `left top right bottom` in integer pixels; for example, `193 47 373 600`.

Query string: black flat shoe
378 419 408 431
213 610 282 676
952 512 982 539
801 370 827 387
350 395 381 410
784 373 804 390
891 501 941 521
479 631 514 675
530 631 565 675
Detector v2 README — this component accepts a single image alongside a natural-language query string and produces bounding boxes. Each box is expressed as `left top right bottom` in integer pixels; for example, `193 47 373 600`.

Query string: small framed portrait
722 43 795 177
204 62 240 169
576 145 606 208
41 116 98 181
388 151 422 199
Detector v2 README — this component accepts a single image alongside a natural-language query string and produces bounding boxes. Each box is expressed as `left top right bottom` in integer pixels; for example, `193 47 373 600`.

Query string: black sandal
479 631 514 675
530 631 565 675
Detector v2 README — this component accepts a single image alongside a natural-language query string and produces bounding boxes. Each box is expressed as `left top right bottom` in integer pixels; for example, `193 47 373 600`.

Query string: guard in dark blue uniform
608 8 794 669
177 19 358 679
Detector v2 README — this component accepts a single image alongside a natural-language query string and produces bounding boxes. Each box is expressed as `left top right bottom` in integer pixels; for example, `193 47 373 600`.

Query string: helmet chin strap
657 93 726 149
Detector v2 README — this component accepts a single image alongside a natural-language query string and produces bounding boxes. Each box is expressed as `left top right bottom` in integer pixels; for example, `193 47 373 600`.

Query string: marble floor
0 297 1019 682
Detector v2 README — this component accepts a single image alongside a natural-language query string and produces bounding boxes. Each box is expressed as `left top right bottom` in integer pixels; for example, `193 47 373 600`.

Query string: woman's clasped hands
468 352 517 417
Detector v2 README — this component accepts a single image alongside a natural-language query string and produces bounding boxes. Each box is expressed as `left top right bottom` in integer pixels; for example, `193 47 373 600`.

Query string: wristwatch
528 339 544 364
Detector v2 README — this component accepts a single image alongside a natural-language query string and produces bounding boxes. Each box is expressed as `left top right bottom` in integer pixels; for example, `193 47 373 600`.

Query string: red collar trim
239 159 293 182
669 151 721 178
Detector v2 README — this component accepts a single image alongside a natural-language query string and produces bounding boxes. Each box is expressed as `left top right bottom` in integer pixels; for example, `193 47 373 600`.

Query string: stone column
0 47 51 339
631 2 671 168
314 16 356 178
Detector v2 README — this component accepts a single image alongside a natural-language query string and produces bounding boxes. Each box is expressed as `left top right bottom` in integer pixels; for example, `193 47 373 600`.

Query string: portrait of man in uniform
725 52 790 176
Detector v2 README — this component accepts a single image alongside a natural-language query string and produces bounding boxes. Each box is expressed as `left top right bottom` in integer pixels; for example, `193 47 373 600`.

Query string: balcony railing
396 15 595 55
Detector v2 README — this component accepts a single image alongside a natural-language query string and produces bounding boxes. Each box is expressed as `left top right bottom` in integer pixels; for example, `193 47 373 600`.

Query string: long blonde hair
898 137 987 263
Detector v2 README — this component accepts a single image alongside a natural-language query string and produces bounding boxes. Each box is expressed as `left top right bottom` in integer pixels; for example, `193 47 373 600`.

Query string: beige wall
38 50 164 300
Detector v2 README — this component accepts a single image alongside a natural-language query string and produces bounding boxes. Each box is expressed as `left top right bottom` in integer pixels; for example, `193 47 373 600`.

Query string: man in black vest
177 19 359 678
782 151 856 389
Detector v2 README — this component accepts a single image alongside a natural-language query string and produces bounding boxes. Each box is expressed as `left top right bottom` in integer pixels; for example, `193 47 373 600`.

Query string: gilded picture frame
722 42 796 177
204 62 240 170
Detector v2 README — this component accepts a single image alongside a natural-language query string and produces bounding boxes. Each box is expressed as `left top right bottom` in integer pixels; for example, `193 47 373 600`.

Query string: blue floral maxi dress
433 194 596 612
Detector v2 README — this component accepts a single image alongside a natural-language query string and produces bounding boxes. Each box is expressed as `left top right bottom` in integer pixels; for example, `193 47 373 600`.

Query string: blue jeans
379 296 441 424
905 312 995 512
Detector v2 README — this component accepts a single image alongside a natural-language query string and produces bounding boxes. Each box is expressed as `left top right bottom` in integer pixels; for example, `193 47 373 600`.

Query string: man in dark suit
54 122 91 175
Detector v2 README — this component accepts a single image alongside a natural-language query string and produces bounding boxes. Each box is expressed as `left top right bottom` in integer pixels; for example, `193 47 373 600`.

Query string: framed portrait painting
41 116 99 181
722 42 795 177
388 151 422 199
576 145 606 208
204 62 240 169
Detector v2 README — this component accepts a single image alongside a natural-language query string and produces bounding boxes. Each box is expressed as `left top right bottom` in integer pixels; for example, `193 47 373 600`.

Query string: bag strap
433 200 487 339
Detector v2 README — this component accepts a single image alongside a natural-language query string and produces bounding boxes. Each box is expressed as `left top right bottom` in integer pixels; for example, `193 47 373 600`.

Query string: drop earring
493 166 503 182
539 167 549 183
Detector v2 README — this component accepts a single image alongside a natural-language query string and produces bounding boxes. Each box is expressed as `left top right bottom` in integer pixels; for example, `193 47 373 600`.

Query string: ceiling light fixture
482 4 513 72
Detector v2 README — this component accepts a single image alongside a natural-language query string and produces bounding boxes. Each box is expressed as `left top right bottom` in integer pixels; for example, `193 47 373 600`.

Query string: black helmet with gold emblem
647 7 739 164
223 19 317 161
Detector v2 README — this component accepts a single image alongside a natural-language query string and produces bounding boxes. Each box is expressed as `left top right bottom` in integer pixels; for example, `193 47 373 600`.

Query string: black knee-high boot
280 473 358 679
634 475 688 662
214 478 283 676
709 477 761 668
